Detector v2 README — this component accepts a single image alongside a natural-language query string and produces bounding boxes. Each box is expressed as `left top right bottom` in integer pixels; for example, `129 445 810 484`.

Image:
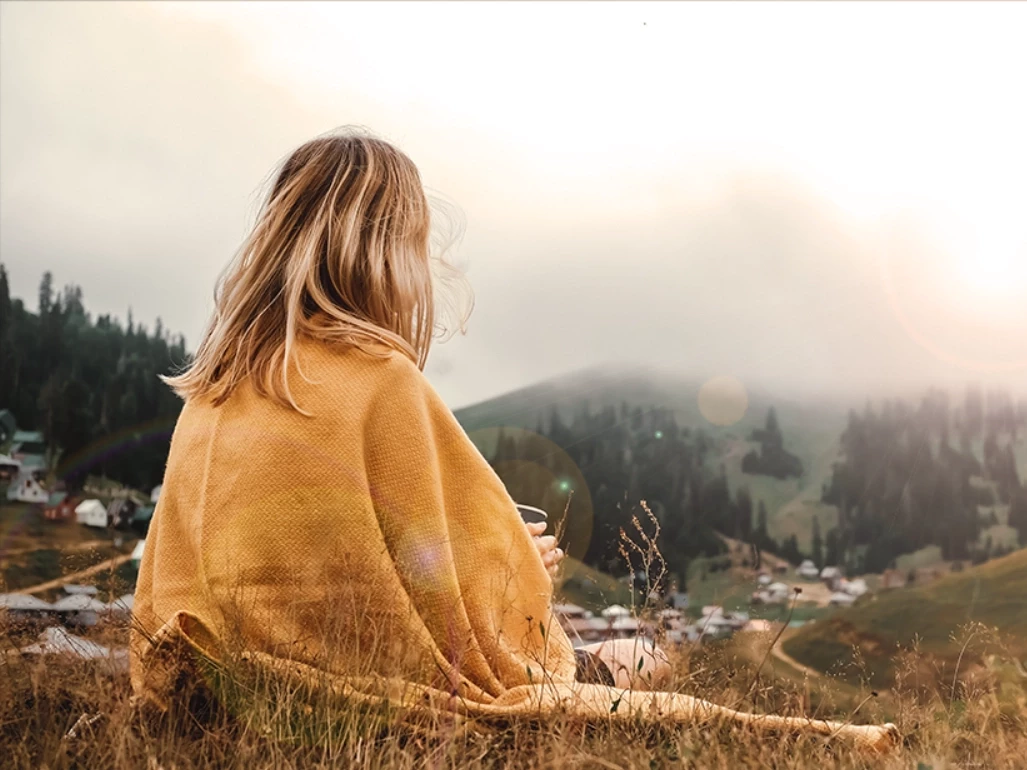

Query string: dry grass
3 507 1024 769
2 617 1025 770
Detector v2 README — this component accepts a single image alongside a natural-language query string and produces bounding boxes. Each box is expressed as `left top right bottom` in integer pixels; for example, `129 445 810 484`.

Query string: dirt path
21 553 134 595
769 633 823 680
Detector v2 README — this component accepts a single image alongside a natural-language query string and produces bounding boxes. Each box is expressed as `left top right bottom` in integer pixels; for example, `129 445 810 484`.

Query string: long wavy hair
164 128 472 411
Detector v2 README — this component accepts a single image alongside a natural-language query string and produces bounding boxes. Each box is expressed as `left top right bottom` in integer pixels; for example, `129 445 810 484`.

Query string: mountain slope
783 547 1027 688
453 366 847 548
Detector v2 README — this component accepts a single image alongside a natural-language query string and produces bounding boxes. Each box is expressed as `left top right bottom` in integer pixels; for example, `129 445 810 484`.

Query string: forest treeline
0 265 187 490
2 266 1025 583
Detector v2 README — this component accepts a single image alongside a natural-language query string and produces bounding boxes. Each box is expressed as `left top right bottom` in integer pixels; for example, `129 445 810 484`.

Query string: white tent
75 499 108 528
5 469 47 504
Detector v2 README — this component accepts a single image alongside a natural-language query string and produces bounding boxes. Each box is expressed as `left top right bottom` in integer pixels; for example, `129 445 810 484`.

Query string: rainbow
54 416 178 484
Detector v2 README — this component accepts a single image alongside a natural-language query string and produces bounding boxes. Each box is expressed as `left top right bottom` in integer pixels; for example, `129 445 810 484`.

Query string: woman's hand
526 521 564 579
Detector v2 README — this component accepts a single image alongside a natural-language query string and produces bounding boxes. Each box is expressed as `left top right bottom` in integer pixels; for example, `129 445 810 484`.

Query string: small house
51 593 108 626
43 491 79 521
130 539 147 568
5 469 48 504
106 497 138 529
820 566 843 588
0 408 16 443
841 578 868 597
0 593 55 623
63 584 99 596
797 560 820 580
0 453 19 481
75 499 108 528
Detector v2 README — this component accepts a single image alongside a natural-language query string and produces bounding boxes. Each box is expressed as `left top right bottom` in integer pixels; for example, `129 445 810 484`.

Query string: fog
2 1 1025 409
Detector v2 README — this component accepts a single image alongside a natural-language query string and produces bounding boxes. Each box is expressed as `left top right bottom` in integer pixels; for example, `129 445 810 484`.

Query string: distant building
0 593 55 623
51 593 108 626
797 560 820 580
131 539 147 568
880 569 907 590
817 566 842 591
75 499 108 528
0 453 19 482
0 409 16 444
43 491 79 521
6 468 48 504
106 497 138 529
829 591 856 607
841 578 868 597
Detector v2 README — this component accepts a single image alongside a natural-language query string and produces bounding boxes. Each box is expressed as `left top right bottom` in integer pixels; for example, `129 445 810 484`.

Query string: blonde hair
164 128 472 411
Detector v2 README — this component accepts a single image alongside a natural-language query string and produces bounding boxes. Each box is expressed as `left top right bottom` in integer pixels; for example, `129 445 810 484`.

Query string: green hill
783 547 1027 689
454 367 847 550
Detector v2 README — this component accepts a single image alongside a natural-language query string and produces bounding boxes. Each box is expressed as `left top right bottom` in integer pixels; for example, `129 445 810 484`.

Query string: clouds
1 2 1024 410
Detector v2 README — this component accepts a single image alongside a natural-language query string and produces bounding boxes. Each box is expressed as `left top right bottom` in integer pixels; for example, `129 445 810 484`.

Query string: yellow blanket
131 339 896 751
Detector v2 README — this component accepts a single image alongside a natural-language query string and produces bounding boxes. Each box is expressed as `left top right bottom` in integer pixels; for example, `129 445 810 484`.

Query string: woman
130 130 895 752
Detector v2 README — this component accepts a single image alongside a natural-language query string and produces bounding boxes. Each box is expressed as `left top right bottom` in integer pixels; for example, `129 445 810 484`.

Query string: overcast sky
2 1 1025 409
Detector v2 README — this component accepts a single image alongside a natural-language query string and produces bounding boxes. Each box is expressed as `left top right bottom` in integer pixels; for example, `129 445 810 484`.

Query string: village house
5 468 48 504
0 453 19 482
797 559 820 580
43 491 79 521
51 593 109 627
819 566 844 589
0 593 55 624
0 408 16 444
75 499 108 528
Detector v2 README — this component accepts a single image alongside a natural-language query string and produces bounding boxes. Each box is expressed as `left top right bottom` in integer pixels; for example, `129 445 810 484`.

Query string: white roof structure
610 617 640 632
64 584 99 596
820 566 843 579
0 593 54 612
51 594 109 613
107 594 135 615
829 591 856 606
20 626 113 659
842 578 868 597
797 560 820 578
131 539 146 565
553 602 591 619
600 604 631 619
5 469 48 504
75 499 108 528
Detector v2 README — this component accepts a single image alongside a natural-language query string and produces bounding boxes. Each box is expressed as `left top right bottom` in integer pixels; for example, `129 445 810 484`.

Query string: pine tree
811 515 824 567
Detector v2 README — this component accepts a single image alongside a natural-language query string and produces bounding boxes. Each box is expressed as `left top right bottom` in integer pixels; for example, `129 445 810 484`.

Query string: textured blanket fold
131 339 896 752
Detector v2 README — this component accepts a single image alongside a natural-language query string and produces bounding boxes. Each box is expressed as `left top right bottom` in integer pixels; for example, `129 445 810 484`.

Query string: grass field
783 548 1027 691
2 614 1024 769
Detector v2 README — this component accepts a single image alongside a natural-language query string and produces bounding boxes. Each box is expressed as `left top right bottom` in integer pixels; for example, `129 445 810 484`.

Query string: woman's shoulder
295 337 431 402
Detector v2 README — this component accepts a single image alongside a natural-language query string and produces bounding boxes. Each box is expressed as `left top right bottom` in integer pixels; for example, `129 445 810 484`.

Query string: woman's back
131 338 577 707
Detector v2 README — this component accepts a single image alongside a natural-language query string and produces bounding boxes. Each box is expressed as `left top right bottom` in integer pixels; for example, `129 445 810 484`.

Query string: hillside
453 366 847 550
783 547 1027 689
